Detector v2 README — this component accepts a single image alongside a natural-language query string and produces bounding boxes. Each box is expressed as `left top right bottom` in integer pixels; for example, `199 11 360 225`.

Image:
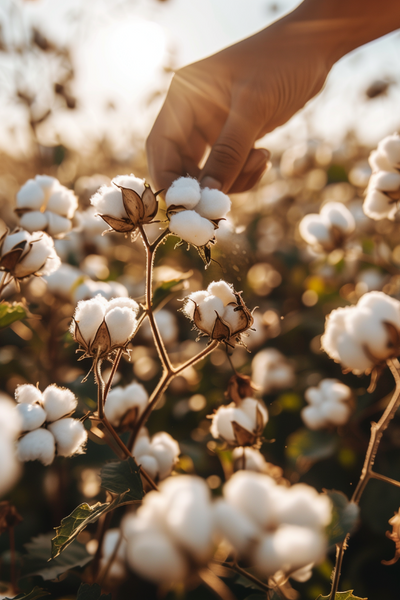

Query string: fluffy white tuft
196 187 231 220
207 280 236 305
42 385 77 422
104 383 148 427
105 306 137 346
16 403 47 431
72 295 107 344
91 185 126 220
48 418 87 456
15 384 43 405
165 177 201 210
169 211 215 247
17 428 55 466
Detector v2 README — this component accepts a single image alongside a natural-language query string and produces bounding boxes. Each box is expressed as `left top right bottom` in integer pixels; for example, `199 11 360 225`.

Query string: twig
199 569 238 600
98 530 123 586
369 471 400 489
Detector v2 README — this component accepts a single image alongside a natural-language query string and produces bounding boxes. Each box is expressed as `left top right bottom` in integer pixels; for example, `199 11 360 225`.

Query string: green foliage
286 428 338 471
0 301 27 329
76 583 112 600
317 591 367 600
325 490 359 546
5 587 50 600
22 533 92 580
152 272 192 310
100 457 143 502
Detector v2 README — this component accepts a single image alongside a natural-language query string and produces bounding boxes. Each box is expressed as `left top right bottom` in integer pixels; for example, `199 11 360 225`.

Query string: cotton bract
123 476 215 584
251 348 296 394
364 133 400 220
166 177 231 248
213 471 331 577
183 280 253 345
302 379 352 430
321 291 400 374
16 175 78 237
70 295 139 358
14 384 86 465
0 228 60 280
104 382 148 429
132 428 180 481
210 398 268 446
299 202 355 252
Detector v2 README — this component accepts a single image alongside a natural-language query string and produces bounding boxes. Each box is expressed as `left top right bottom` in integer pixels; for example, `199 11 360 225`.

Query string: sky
0 0 400 157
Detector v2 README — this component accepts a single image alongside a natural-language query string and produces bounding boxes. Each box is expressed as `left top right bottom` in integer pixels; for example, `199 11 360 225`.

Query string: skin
146 0 400 194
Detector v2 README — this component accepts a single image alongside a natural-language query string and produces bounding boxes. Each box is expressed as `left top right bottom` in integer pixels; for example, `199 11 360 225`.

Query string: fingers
228 148 270 193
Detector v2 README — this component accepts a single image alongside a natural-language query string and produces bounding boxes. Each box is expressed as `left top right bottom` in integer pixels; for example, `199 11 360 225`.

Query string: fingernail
200 176 222 190
259 148 271 161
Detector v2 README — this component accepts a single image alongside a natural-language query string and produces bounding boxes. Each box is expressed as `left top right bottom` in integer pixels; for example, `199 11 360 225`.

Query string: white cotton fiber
378 133 400 167
17 428 55 466
15 232 60 278
299 214 331 247
210 404 253 443
302 406 328 430
223 471 278 531
369 150 395 173
196 295 224 334
165 177 201 210
137 455 159 480
46 212 73 237
16 179 45 211
106 297 139 313
232 447 268 472
320 202 355 234
169 210 215 247
46 186 78 218
15 384 43 405
19 211 49 232
196 187 231 220
72 296 107 344
16 403 46 431
105 306 137 346
363 188 396 220
112 174 146 197
91 186 126 220
207 280 236 305
372 171 400 192
213 499 258 554
105 383 148 427
1 230 29 254
42 385 77 422
149 432 180 480
183 291 209 319
48 418 87 456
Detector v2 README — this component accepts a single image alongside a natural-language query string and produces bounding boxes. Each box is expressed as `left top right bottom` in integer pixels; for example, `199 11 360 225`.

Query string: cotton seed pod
0 228 60 280
302 379 353 430
104 382 148 429
321 291 400 375
209 398 268 446
91 174 159 234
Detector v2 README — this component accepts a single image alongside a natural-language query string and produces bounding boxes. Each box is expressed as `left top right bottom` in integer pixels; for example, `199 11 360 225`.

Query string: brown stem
199 569 238 600
103 348 124 402
329 357 400 599
369 471 400 489
218 561 272 594
98 530 123 586
9 526 17 594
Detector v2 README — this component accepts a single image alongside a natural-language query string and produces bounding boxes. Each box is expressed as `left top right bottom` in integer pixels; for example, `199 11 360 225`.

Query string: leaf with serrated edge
101 457 143 502
4 586 50 600
77 583 111 600
100 214 134 233
120 187 144 224
141 186 158 221
0 302 27 329
317 591 367 600
22 533 91 581
325 490 359 547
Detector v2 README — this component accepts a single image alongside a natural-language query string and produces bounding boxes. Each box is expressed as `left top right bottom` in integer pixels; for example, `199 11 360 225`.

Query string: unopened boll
104 382 148 428
299 202 355 252
302 379 352 430
166 177 231 247
364 133 400 220
251 348 296 394
0 229 60 279
210 398 268 446
213 471 331 577
16 175 78 237
123 476 215 584
133 428 180 480
322 291 400 373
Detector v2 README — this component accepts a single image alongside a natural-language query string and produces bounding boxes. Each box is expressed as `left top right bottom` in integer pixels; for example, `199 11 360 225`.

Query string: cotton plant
299 201 355 253
15 175 78 237
15 384 87 466
301 379 353 430
364 133 400 220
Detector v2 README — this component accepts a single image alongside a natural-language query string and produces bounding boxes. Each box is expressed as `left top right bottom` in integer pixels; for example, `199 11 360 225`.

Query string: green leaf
100 457 143 502
325 490 359 546
286 428 337 472
317 591 367 599
152 272 192 311
0 301 27 329
5 587 50 600
22 533 92 580
77 583 112 600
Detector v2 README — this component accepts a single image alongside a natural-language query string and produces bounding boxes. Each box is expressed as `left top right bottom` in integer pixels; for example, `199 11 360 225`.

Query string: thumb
199 105 258 193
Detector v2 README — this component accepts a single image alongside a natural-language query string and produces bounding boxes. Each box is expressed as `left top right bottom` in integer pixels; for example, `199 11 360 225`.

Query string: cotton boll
207 281 236 305
45 264 83 300
105 383 148 427
16 403 46 431
105 307 137 346
290 563 314 583
136 454 159 480
213 499 258 554
223 471 278 530
196 188 231 220
210 404 255 443
126 529 188 584
273 484 332 529
196 295 225 334
378 133 400 168
46 186 78 219
91 186 126 220
113 174 146 197
106 297 139 313
251 348 296 394
165 177 201 210
252 533 285 576
363 188 397 220
240 398 268 429
46 212 73 237
183 290 209 319
72 296 107 344
357 290 400 324
133 430 152 456
299 214 332 248
15 233 60 278
149 432 180 480
233 447 268 472
19 211 49 232
372 171 400 192
17 428 55 466
48 418 87 456
42 385 77 422
0 395 22 439
16 179 45 211
320 400 350 425
302 406 328 430
369 149 396 173
320 202 355 234
0 435 21 497
35 175 57 195
15 384 43 405
169 211 215 247
222 304 243 333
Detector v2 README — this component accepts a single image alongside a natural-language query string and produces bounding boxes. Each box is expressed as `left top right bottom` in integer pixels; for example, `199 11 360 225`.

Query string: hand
146 14 334 194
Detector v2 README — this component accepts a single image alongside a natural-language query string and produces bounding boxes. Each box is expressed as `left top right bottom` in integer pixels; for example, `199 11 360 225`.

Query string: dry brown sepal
71 318 130 362
225 373 257 404
0 226 51 283
383 509 400 565
356 322 400 392
99 183 160 234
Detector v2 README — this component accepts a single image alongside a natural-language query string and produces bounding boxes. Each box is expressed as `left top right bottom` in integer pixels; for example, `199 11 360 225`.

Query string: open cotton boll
378 133 400 168
16 403 46 431
126 528 188 584
137 455 159 479
320 202 355 234
15 384 43 405
104 307 137 346
233 447 268 472
72 296 107 343
224 471 278 530
91 186 126 220
213 499 258 554
207 280 236 305
45 264 84 300
112 174 146 196
14 233 60 278
17 428 55 466
104 383 148 427
165 177 201 210
299 214 332 247
320 400 350 425
42 385 77 422
106 297 139 313
19 211 49 232
195 187 231 220
48 418 87 456
273 484 332 529
169 211 215 247
210 404 254 443
2 229 30 254
183 290 209 319
149 432 180 480
240 398 268 428
251 348 296 394
46 186 78 219
372 171 400 192
46 212 73 237
301 406 328 430
369 149 396 173
196 295 225 334
363 188 397 220
16 179 45 211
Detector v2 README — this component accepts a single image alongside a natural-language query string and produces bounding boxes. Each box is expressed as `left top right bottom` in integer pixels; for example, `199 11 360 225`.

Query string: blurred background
1 1 400 599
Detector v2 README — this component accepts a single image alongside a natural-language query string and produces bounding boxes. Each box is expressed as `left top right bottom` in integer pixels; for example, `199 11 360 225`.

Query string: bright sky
1 0 400 156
